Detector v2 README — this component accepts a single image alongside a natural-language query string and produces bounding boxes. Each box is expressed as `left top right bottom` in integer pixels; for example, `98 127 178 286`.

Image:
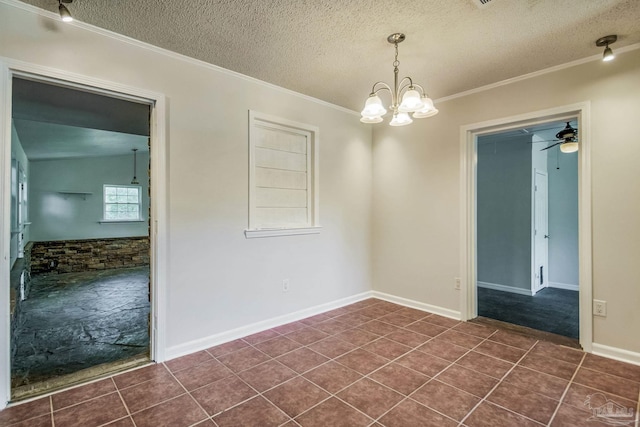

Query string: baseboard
592 343 640 367
548 282 579 291
371 291 461 320
165 291 373 360
477 281 533 296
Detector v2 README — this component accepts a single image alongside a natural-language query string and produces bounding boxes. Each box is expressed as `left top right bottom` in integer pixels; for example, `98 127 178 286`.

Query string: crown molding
3 0 639 113
434 43 640 104
0 0 360 116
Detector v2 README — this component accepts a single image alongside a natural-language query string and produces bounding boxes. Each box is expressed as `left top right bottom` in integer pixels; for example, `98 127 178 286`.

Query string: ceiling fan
532 122 579 153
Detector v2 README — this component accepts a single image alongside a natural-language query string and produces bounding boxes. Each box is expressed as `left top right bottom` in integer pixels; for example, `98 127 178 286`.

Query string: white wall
547 150 579 287
373 49 640 354
0 2 372 354
476 135 532 291
9 122 28 267
29 153 150 241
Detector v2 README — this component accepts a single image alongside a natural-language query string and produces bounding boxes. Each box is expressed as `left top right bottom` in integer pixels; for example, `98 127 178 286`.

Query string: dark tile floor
11 267 150 388
2 298 639 427
478 287 579 339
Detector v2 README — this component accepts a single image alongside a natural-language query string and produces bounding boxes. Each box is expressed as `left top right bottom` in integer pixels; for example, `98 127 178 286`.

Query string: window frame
245 111 321 238
102 184 144 222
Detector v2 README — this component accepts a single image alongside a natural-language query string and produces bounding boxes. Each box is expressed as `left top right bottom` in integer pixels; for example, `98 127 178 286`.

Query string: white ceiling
17 0 640 111
12 77 150 160
477 119 579 152
13 119 149 161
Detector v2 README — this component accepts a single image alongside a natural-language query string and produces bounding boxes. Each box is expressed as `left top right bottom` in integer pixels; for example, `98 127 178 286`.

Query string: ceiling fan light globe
560 142 579 153
389 112 413 126
361 95 387 117
398 89 424 113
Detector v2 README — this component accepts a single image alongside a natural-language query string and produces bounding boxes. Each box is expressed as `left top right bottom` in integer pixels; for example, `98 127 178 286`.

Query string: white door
533 170 549 294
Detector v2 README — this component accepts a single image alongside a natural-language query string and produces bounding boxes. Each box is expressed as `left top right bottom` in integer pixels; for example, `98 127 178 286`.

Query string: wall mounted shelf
57 191 93 200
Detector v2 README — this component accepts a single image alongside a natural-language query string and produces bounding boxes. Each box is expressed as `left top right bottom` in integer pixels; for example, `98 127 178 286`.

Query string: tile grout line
458 335 541 426
161 362 215 425
246 301 413 425
394 329 504 425
545 352 587 426
110 376 137 427
636 387 640 427
8 298 604 427
235 302 399 424
359 321 477 424
50 395 55 427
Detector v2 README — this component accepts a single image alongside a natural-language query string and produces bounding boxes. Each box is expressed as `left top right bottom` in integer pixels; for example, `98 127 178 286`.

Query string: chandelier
360 33 438 126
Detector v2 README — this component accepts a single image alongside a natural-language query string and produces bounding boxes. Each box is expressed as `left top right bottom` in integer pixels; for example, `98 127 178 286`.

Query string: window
246 111 320 238
103 185 142 221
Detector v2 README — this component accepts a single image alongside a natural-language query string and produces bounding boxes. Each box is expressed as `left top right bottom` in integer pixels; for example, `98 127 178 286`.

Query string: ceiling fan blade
540 142 562 151
528 139 561 144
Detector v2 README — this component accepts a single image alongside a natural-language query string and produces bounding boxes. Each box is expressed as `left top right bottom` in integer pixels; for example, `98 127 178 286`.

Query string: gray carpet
477 286 579 339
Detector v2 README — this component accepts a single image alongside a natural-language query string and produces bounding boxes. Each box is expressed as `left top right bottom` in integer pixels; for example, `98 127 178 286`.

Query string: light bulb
603 46 615 62
389 112 413 127
360 116 383 124
398 89 424 113
59 3 73 22
361 95 387 118
413 96 439 118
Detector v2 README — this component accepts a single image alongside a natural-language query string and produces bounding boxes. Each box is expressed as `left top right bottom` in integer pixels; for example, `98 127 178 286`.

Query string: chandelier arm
370 81 393 95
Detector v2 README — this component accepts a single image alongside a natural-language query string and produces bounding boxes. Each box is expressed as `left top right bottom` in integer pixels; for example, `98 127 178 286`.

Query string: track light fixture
596 35 617 62
58 0 73 22
360 33 438 126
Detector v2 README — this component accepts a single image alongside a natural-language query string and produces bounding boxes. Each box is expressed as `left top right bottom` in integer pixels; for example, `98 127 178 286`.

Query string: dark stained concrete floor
11 267 150 389
477 286 579 339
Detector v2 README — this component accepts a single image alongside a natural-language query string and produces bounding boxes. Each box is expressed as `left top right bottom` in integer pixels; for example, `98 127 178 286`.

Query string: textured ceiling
16 0 640 111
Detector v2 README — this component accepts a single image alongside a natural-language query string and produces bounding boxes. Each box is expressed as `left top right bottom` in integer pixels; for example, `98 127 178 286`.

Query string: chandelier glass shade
360 33 438 126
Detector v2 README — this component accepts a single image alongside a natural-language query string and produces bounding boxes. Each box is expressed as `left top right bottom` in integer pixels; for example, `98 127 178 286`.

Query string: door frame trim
459 102 592 352
0 58 168 407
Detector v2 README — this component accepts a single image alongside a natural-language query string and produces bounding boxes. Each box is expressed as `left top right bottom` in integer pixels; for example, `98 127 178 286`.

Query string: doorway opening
475 119 579 340
459 103 593 351
8 77 152 400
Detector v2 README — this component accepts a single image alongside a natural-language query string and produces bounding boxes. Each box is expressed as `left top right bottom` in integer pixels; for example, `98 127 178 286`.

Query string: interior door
533 170 549 294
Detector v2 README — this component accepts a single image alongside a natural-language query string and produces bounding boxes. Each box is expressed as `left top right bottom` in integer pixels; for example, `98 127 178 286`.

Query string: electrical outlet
282 279 290 292
593 299 607 317
454 277 461 290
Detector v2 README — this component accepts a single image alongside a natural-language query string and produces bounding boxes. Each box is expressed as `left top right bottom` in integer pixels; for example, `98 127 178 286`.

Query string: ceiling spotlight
596 35 617 62
360 33 438 126
58 0 73 22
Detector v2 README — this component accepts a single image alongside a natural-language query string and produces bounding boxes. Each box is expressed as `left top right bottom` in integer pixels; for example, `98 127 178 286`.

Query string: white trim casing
459 102 592 352
247 111 320 236
371 291 461 320
0 59 169 409
244 226 322 239
477 281 534 297
592 343 640 367
166 290 463 361
165 291 372 360
0 59 11 411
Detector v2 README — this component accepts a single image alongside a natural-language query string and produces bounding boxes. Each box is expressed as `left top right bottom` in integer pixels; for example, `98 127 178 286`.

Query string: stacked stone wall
31 237 150 275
